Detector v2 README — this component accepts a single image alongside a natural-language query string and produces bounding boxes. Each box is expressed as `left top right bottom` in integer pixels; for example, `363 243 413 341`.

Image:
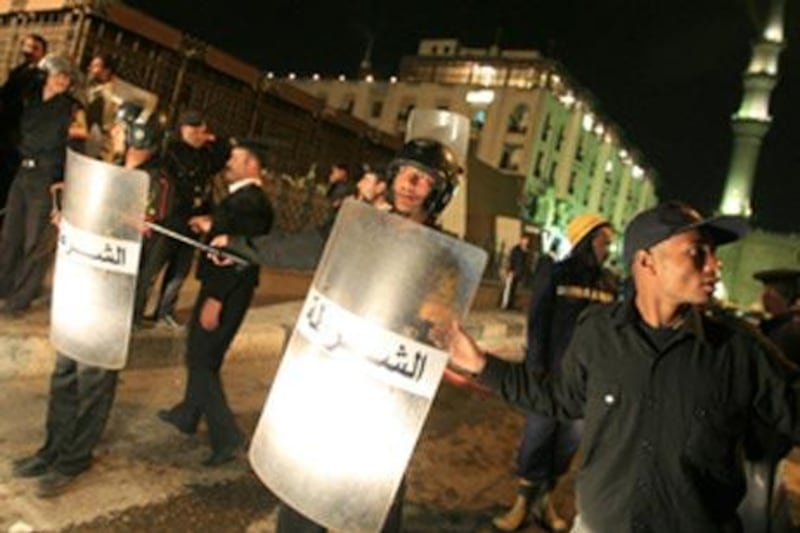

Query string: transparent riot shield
406 108 470 167
50 149 149 369
249 199 487 532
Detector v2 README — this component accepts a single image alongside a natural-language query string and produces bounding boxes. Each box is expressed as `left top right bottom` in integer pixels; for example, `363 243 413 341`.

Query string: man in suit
157 139 273 466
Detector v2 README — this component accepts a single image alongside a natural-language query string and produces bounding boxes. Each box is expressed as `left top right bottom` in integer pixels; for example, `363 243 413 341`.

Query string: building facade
0 0 400 180
289 38 659 256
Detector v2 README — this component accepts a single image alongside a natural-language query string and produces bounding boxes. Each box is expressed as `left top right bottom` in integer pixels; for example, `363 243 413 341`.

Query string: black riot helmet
114 101 159 150
386 138 461 219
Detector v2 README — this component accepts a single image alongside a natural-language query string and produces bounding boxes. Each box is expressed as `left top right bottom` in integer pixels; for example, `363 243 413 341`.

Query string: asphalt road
2 328 564 532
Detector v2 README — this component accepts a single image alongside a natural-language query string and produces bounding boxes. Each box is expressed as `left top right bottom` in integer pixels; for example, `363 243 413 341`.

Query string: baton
145 221 251 267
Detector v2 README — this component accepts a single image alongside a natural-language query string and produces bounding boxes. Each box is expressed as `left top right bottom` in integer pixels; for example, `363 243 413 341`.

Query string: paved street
1 299 572 532
3 297 800 532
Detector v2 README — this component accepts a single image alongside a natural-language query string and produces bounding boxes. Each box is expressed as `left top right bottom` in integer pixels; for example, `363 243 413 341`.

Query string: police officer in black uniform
738 268 800 532
754 269 800 364
9 105 160 499
0 54 84 315
157 139 273 465
133 109 229 326
0 33 48 212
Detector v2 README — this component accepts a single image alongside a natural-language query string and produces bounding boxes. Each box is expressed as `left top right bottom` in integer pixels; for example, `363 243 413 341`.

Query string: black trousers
0 140 19 211
166 282 254 452
156 241 195 319
0 169 56 309
134 229 195 321
35 352 119 476
276 480 406 533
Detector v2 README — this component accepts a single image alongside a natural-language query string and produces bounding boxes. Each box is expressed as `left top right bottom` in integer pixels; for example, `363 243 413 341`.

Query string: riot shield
50 149 149 369
249 199 487 532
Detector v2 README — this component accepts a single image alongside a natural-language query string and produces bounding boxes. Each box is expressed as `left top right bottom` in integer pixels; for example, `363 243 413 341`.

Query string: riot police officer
9 104 160 498
271 137 462 533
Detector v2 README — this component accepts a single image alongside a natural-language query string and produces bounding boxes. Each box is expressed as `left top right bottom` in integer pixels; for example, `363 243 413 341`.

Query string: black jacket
762 312 800 366
0 62 43 142
481 298 800 533
162 137 230 225
525 254 617 374
197 182 273 300
17 91 78 176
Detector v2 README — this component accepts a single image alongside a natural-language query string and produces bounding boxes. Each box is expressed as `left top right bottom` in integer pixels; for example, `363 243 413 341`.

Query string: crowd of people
2 33 800 533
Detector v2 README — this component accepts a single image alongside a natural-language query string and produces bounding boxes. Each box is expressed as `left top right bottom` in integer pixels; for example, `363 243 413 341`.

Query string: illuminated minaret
719 0 785 216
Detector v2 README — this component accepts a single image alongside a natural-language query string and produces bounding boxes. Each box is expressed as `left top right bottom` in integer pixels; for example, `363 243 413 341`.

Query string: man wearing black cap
736 268 800 533
448 200 800 532
157 139 273 465
133 109 229 327
754 269 800 364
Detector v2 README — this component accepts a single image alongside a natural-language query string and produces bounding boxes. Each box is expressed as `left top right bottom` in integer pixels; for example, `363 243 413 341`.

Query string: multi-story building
0 0 400 180
1 3 658 265
289 38 659 256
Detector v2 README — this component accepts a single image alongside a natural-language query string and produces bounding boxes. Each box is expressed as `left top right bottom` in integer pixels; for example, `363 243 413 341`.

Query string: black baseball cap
231 137 268 165
754 268 800 303
177 109 204 127
623 201 748 265
753 268 800 284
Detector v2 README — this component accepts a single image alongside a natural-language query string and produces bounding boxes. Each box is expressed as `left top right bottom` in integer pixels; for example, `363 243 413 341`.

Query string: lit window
507 104 530 134
466 89 495 104
472 109 487 130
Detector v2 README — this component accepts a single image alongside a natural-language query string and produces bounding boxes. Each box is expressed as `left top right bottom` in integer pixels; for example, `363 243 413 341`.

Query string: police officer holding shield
269 137 462 533
9 105 160 498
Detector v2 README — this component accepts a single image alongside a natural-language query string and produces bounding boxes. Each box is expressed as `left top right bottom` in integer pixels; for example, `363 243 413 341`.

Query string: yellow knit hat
566 213 609 247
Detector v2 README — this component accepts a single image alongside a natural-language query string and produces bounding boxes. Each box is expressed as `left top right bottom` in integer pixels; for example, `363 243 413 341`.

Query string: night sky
126 0 799 232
